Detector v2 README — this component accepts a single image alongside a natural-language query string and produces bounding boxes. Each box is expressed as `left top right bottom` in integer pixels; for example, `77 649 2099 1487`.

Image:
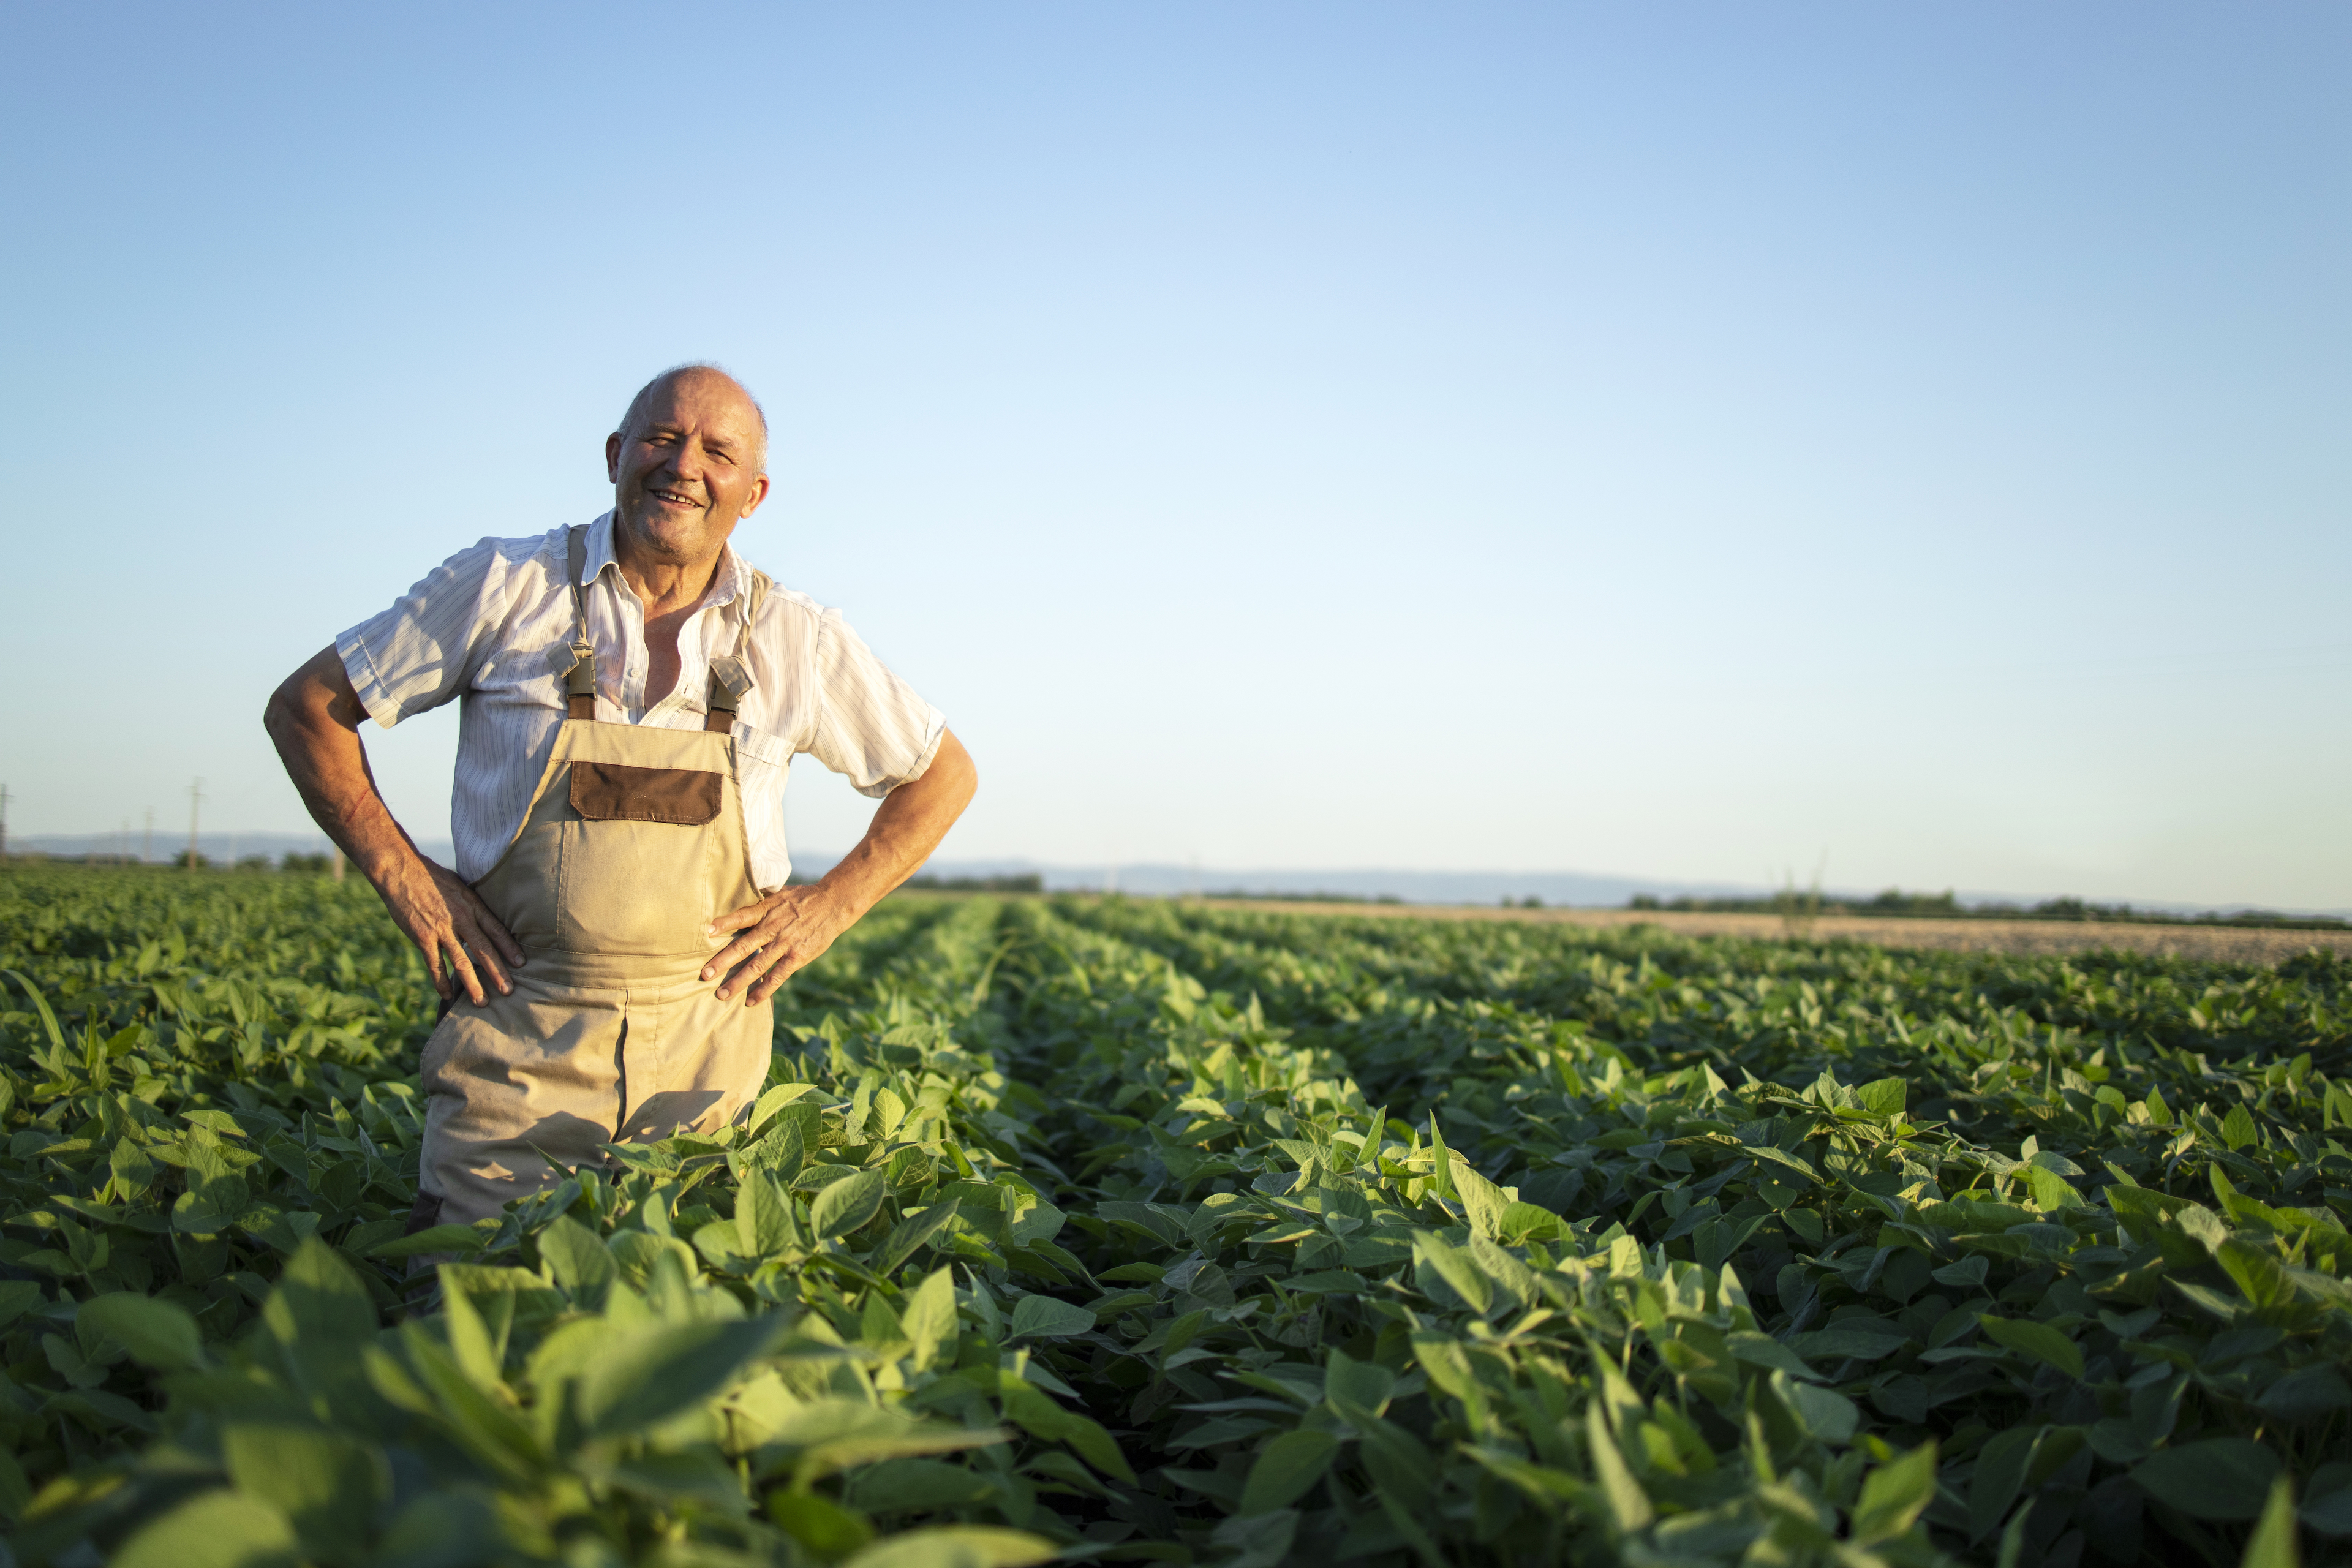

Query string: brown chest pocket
569 761 723 826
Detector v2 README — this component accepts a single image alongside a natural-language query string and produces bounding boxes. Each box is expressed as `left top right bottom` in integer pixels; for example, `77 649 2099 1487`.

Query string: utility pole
1 782 9 861
143 810 153 865
187 779 203 870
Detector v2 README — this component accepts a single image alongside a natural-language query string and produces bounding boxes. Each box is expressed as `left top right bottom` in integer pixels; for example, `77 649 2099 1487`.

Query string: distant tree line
1626 888 2346 931
904 872 1045 893
1205 889 1407 905
5 851 341 873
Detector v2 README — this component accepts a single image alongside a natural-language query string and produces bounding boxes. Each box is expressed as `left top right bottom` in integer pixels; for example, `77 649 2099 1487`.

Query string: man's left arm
704 729 977 1004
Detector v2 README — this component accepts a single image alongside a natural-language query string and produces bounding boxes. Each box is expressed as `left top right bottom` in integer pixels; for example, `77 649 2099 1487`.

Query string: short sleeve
805 611 947 799
335 537 513 729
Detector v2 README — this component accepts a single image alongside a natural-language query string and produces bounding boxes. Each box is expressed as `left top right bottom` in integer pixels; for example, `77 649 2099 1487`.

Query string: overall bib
415 526 775 1228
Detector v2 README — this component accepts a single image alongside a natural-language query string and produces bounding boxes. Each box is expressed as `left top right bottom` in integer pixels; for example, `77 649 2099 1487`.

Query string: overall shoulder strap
745 570 772 639
563 525 597 721
703 569 769 734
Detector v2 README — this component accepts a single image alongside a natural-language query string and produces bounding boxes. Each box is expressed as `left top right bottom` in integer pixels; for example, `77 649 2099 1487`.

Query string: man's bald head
617 363 769 475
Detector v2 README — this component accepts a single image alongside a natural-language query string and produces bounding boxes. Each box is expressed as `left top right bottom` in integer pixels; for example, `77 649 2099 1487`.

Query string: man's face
605 371 771 565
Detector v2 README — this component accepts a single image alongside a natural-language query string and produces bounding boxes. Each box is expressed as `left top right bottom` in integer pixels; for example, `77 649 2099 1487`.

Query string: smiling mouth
647 487 701 509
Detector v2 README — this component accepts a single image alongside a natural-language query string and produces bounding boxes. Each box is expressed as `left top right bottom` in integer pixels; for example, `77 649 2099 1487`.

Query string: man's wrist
809 871 881 929
348 822 428 889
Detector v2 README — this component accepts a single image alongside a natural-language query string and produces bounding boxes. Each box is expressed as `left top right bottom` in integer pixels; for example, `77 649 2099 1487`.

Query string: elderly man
265 364 975 1229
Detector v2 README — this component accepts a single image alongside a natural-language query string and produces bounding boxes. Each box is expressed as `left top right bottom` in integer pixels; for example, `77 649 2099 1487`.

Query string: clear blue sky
2 4 2345 907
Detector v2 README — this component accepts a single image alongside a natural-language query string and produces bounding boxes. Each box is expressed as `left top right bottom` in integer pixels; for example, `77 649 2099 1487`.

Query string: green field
1 865 2348 1568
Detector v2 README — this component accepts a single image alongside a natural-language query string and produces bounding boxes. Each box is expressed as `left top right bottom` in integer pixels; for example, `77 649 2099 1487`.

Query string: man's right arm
263 646 522 1005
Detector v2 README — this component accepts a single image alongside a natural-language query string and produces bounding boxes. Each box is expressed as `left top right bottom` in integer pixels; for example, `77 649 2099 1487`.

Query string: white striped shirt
337 511 945 892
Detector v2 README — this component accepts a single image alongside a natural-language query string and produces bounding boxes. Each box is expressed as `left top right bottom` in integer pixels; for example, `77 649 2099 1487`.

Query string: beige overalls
415 526 777 1228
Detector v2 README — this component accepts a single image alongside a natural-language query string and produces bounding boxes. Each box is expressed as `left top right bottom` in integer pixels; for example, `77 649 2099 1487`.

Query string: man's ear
605 431 624 483
736 472 772 521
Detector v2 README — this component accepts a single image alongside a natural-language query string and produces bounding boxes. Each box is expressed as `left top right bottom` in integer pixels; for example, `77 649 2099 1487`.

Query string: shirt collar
581 510 752 618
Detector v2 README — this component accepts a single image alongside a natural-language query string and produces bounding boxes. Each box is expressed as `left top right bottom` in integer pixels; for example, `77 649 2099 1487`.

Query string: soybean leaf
1851 1440 1939 1545
576 1318 782 1440
1857 1078 1907 1117
1238 1428 1340 1515
770 1491 875 1558
1978 1315 2084 1381
739 1167 804 1257
111 1489 301 1568
838 1526 1058 1568
2132 1439 2283 1522
872 1197 962 1276
79 1293 206 1373
536 1215 618 1302
2244 1476 2301 1568
812 1169 888 1240
1584 1400 1654 1532
262 1238 376 1346
1325 1348 1396 1416
748 1082 820 1136
222 1423 390 1564
368 1224 486 1259
1006 1294 1095 1341
903 1267 959 1371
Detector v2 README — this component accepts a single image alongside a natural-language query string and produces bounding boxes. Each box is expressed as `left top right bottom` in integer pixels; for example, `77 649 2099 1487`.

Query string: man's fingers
704 892 836 998
443 937 489 1008
436 868 527 968
449 909 513 995
410 912 488 1007
715 920 809 1000
738 943 804 1006
704 911 795 983
459 891 525 967
474 907 525 968
756 937 831 1003
463 937 512 997
709 900 770 934
743 924 843 1004
747 955 803 1005
703 929 769 985
420 937 455 1000
713 933 781 999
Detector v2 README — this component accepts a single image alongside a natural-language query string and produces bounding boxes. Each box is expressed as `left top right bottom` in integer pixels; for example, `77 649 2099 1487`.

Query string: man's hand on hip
379 854 526 1006
706 886 853 1005
703 730 978 1006
263 644 526 1009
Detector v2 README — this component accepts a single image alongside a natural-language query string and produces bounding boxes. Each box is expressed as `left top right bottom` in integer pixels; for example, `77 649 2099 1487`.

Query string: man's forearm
264 645 521 1002
815 730 978 920
262 647 424 883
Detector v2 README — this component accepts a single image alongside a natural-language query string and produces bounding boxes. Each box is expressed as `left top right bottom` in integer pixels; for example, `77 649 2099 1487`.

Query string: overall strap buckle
704 655 752 734
703 571 767 734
